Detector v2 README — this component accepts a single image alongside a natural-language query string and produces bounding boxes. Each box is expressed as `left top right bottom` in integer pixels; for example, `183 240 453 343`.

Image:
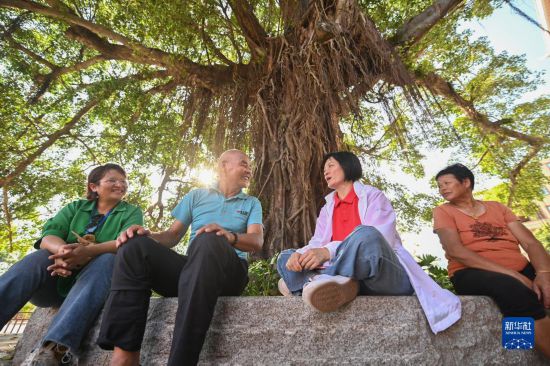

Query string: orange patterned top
433 201 527 276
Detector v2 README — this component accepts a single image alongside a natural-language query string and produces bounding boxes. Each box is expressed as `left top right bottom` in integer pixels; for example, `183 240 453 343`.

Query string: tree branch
2 186 14 251
415 71 549 146
416 71 548 208
508 145 542 207
0 97 100 188
228 0 268 58
68 132 101 162
279 0 310 32
1 0 234 89
197 19 233 65
30 55 109 103
2 32 56 69
216 0 244 63
146 165 175 231
391 0 465 48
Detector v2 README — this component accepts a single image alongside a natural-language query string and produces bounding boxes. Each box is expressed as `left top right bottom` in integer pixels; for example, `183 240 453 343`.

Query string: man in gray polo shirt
97 150 263 366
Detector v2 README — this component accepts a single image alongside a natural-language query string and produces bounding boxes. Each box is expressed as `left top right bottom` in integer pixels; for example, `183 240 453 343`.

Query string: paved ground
0 334 19 365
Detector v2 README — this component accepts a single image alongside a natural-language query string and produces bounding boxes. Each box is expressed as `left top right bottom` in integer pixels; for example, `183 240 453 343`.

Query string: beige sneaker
31 342 75 366
278 278 292 296
302 275 358 312
31 342 61 366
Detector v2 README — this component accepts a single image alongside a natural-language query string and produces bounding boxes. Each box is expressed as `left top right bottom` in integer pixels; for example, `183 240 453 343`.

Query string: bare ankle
111 347 140 366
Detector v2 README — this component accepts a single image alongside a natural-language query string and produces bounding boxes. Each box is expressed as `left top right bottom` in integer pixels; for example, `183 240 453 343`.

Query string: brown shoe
278 278 292 296
302 275 358 312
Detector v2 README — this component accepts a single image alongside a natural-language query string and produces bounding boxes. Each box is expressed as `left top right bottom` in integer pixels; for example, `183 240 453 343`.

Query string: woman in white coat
277 151 460 333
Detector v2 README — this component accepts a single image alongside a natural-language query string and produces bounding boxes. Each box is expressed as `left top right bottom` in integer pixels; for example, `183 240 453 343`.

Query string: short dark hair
435 163 475 191
322 151 363 182
87 163 126 200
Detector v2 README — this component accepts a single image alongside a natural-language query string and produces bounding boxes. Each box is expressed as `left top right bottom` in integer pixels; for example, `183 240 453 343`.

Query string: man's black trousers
97 232 249 365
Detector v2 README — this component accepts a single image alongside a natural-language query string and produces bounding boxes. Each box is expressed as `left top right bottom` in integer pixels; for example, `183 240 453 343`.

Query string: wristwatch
229 231 238 246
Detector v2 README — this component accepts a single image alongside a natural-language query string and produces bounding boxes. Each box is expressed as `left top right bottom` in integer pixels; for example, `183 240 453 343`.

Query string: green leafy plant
416 254 455 293
534 224 550 251
242 254 281 296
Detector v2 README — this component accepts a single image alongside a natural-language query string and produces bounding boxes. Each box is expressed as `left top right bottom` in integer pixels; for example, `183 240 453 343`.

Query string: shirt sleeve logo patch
236 210 249 216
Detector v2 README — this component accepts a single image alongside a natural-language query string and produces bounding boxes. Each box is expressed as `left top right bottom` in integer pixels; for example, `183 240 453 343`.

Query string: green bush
534 224 550 251
241 252 456 296
242 254 281 296
416 254 455 293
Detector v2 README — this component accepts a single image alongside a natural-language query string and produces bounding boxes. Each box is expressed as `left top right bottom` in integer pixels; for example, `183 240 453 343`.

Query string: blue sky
469 0 550 101
399 0 550 263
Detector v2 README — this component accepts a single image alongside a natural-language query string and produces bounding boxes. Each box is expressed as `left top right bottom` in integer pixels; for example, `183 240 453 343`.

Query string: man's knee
117 235 157 259
189 232 231 256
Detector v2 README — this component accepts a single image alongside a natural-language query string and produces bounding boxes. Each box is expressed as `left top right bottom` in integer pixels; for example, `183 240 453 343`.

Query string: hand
196 223 233 243
286 252 303 272
298 248 330 270
48 244 92 272
49 264 72 277
534 272 550 308
47 245 75 277
116 225 151 247
511 271 534 290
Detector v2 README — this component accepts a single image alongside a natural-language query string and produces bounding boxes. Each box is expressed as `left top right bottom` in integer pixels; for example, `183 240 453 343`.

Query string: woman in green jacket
0 163 143 365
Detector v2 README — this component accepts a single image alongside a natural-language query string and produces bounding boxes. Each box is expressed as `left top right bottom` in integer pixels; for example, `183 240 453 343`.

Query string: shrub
416 254 455 293
242 254 281 296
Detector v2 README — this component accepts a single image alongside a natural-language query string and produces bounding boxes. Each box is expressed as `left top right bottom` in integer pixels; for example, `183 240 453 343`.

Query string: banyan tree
1 0 548 256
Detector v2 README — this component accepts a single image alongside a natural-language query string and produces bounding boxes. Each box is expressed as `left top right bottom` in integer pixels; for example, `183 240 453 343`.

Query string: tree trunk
251 58 342 256
249 0 416 257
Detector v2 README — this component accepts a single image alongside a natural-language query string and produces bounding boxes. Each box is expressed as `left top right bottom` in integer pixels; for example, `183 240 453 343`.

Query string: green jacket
36 199 144 296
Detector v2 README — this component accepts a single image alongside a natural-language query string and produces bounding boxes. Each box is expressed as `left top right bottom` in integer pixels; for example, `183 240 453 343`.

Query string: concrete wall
13 296 549 365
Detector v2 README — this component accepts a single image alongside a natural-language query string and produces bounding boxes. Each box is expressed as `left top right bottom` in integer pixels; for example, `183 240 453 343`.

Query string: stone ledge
13 296 549 365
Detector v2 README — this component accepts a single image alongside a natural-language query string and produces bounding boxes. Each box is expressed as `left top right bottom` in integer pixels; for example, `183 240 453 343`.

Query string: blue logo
502 317 534 350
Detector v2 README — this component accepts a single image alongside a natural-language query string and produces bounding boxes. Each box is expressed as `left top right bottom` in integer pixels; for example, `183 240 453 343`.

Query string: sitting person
433 163 550 358
277 151 461 333
0 163 143 365
97 149 263 366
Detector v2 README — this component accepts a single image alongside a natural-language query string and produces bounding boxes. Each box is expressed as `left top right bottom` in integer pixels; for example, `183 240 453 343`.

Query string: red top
331 187 362 241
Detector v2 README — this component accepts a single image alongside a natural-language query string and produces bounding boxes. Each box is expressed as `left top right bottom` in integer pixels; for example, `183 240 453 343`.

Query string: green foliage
1 0 548 268
534 224 550 251
242 254 281 296
416 254 455 293
241 253 458 297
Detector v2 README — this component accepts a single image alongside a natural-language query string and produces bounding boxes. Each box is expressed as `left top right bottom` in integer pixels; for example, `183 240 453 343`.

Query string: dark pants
97 232 249 366
451 263 546 320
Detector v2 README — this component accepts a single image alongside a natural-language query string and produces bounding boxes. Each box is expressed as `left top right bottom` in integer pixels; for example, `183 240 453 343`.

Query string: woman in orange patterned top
433 163 550 358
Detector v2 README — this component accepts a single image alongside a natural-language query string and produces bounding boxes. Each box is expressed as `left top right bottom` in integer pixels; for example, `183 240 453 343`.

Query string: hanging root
247 0 427 255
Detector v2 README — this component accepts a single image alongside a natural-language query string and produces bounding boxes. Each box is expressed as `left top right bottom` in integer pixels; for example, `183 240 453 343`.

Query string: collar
333 186 358 207
81 199 127 212
325 181 367 203
209 182 248 200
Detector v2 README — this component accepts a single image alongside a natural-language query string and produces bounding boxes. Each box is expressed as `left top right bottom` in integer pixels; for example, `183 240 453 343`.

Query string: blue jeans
0 249 115 356
277 226 414 295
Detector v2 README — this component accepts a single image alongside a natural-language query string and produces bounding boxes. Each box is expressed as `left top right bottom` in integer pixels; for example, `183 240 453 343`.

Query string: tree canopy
1 0 549 263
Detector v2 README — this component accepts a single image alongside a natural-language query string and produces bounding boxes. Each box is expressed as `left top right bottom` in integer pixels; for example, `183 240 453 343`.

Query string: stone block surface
13 296 549 365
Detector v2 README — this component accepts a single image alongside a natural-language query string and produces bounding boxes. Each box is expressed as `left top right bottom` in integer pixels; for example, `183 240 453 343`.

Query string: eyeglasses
85 214 105 234
101 179 128 186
